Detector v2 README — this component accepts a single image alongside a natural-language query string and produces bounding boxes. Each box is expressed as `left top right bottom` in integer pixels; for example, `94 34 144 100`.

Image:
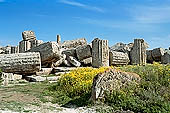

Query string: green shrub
104 63 170 113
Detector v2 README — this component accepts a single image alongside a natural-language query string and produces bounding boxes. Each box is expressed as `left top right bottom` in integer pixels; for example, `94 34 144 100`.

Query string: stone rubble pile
0 30 169 83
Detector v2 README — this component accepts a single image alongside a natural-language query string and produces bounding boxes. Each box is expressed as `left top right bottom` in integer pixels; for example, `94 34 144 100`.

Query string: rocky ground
0 81 95 113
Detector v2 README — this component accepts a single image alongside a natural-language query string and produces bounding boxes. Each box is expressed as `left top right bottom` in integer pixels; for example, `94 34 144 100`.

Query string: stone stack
130 39 147 65
19 31 43 53
92 38 109 68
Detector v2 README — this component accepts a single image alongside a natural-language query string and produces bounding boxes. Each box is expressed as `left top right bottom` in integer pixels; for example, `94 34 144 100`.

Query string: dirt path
0 82 95 113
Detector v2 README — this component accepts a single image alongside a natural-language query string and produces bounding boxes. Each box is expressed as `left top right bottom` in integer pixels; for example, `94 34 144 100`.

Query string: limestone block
22 31 36 41
91 68 141 101
67 56 81 67
0 52 41 74
110 42 133 53
146 50 153 63
76 44 92 60
28 41 60 65
36 68 53 76
92 38 109 68
81 57 92 66
161 51 170 64
62 48 76 57
11 46 19 54
30 40 43 48
152 48 165 61
61 38 87 49
109 50 130 65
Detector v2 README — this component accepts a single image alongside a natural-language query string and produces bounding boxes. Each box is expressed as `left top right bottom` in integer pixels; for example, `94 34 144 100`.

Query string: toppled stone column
109 51 130 65
61 38 87 49
22 31 36 41
152 48 165 61
92 38 109 68
28 41 60 66
19 40 31 53
76 44 92 60
0 52 41 74
130 39 147 65
161 51 170 64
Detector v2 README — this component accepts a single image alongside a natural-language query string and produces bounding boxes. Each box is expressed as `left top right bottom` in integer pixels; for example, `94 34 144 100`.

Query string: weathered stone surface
130 39 147 65
28 41 60 65
81 57 92 66
146 50 154 63
11 46 19 54
0 52 41 74
152 48 165 61
52 67 77 73
36 68 53 76
110 42 133 53
30 40 43 48
25 75 60 82
61 38 87 49
92 38 109 68
67 56 81 67
52 54 66 67
109 50 130 65
1 72 22 81
91 68 141 101
161 51 170 64
62 48 76 57
2 45 11 54
22 31 36 41
76 44 92 60
63 60 72 67
19 40 31 53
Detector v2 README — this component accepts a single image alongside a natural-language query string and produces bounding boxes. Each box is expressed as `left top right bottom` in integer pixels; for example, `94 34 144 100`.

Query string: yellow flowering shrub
57 67 109 97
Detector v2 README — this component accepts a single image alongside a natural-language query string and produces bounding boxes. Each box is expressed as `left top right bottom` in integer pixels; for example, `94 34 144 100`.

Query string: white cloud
59 0 104 13
129 5 170 23
0 0 5 2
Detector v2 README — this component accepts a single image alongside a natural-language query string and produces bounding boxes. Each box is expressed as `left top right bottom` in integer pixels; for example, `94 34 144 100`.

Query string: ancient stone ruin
0 30 169 84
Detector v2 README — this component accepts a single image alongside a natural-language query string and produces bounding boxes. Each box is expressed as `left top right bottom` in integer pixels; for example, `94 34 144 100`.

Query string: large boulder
28 41 60 66
161 50 170 64
22 31 36 41
152 48 165 61
76 44 92 60
110 42 133 53
109 50 130 65
91 68 141 101
61 38 87 49
0 52 41 74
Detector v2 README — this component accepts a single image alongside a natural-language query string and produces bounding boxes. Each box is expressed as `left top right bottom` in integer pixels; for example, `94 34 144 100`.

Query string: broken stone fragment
61 38 87 49
91 68 141 101
62 48 76 57
22 30 36 41
81 57 92 66
0 52 41 74
52 54 66 67
76 44 92 60
1 72 22 81
36 68 53 76
92 38 109 68
152 48 165 61
146 50 154 63
67 56 81 67
28 41 61 66
110 42 133 53
109 50 130 65
161 51 170 64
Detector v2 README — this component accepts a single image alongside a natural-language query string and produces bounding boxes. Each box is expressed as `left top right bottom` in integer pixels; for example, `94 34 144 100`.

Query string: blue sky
0 0 170 49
